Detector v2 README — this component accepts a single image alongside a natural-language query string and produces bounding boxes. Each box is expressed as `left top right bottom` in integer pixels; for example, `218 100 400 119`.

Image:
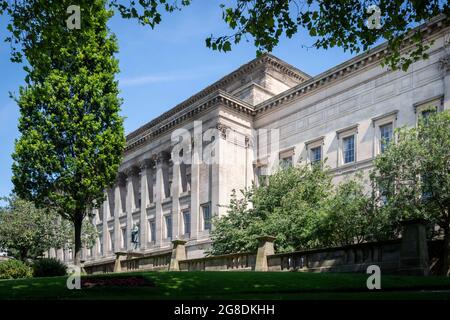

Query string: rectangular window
109 230 114 252
421 173 432 201
379 123 393 153
186 173 191 192
257 166 268 186
421 109 436 125
121 227 127 249
167 180 172 198
343 135 355 164
310 146 322 163
165 215 172 239
183 211 191 236
148 220 156 243
137 190 142 208
279 156 292 169
279 148 294 169
98 235 103 255
202 203 211 231
415 97 442 125
379 187 388 206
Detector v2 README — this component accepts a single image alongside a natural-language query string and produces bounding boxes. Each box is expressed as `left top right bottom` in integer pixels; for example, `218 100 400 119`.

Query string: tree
371 110 450 275
318 176 393 247
205 1 449 71
9 0 124 265
1 1 449 70
0 196 96 261
209 164 385 255
208 189 262 256
111 0 449 70
0 0 447 265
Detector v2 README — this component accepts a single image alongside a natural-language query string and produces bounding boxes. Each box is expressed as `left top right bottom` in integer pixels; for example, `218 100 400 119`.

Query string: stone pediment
126 53 310 143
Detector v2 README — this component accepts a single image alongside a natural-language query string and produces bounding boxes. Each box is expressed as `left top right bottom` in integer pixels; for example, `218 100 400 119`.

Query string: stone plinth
169 240 187 271
114 251 127 273
399 219 429 276
113 251 144 273
255 236 276 272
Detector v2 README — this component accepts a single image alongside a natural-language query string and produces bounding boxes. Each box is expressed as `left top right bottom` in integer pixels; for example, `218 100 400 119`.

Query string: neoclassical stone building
53 17 449 265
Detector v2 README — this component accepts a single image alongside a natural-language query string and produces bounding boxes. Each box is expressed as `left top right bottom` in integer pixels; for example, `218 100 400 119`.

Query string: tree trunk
442 227 450 276
73 214 83 266
19 248 28 262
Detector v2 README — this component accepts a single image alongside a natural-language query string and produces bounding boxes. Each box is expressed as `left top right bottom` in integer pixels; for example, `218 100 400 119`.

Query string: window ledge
179 191 191 199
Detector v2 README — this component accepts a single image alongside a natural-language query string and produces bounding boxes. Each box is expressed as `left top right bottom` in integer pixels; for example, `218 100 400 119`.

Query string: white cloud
119 72 201 87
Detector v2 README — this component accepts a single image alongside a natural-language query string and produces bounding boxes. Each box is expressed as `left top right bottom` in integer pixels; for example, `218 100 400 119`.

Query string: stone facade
54 17 449 265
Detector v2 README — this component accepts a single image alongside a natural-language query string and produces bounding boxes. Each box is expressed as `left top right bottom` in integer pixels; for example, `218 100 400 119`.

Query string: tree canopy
1 1 448 70
371 110 450 275
0 196 96 261
9 0 124 265
209 165 386 255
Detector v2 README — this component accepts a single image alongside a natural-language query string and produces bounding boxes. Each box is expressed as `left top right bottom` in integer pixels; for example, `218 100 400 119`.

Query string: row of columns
93 150 197 257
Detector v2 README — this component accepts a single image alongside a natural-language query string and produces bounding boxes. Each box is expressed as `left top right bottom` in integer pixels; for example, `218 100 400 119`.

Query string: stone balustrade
84 220 442 276
178 252 256 271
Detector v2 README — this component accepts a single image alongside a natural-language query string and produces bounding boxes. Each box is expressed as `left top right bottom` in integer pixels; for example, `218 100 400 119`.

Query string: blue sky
0 1 355 201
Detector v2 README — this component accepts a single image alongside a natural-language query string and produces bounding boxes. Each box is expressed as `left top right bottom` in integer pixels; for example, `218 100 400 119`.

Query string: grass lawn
1 271 450 300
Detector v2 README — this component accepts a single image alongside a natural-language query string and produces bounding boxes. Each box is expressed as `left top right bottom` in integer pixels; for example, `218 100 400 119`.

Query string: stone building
52 17 449 265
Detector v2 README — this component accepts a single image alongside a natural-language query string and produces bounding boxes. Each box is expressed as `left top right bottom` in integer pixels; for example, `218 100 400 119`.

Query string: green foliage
210 164 387 255
0 259 33 280
371 110 450 274
371 111 450 226
254 165 333 252
32 258 67 278
7 0 124 265
0 196 96 261
208 1 449 71
318 177 391 247
209 189 262 255
1 1 447 71
109 0 191 28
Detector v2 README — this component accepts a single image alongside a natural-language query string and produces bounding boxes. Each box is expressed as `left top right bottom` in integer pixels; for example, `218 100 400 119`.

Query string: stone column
125 166 138 251
213 122 230 218
190 124 202 240
440 53 450 110
155 152 169 245
114 173 126 254
255 236 276 272
169 240 187 271
139 160 152 250
100 196 109 258
399 219 429 276
171 156 181 239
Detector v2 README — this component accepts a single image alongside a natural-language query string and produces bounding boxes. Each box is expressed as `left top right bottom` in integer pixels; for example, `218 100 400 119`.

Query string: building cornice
124 90 254 154
124 16 448 156
126 53 310 143
254 15 449 116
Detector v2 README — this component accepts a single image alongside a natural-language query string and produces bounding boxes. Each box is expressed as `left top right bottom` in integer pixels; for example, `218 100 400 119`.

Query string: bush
32 258 67 278
0 259 33 280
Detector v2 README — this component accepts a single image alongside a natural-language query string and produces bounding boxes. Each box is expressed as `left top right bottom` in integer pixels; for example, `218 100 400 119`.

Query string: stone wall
84 221 443 275
267 240 402 273
179 252 256 271
84 251 171 274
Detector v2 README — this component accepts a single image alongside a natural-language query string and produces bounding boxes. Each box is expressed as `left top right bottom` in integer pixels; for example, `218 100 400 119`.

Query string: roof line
126 53 309 141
